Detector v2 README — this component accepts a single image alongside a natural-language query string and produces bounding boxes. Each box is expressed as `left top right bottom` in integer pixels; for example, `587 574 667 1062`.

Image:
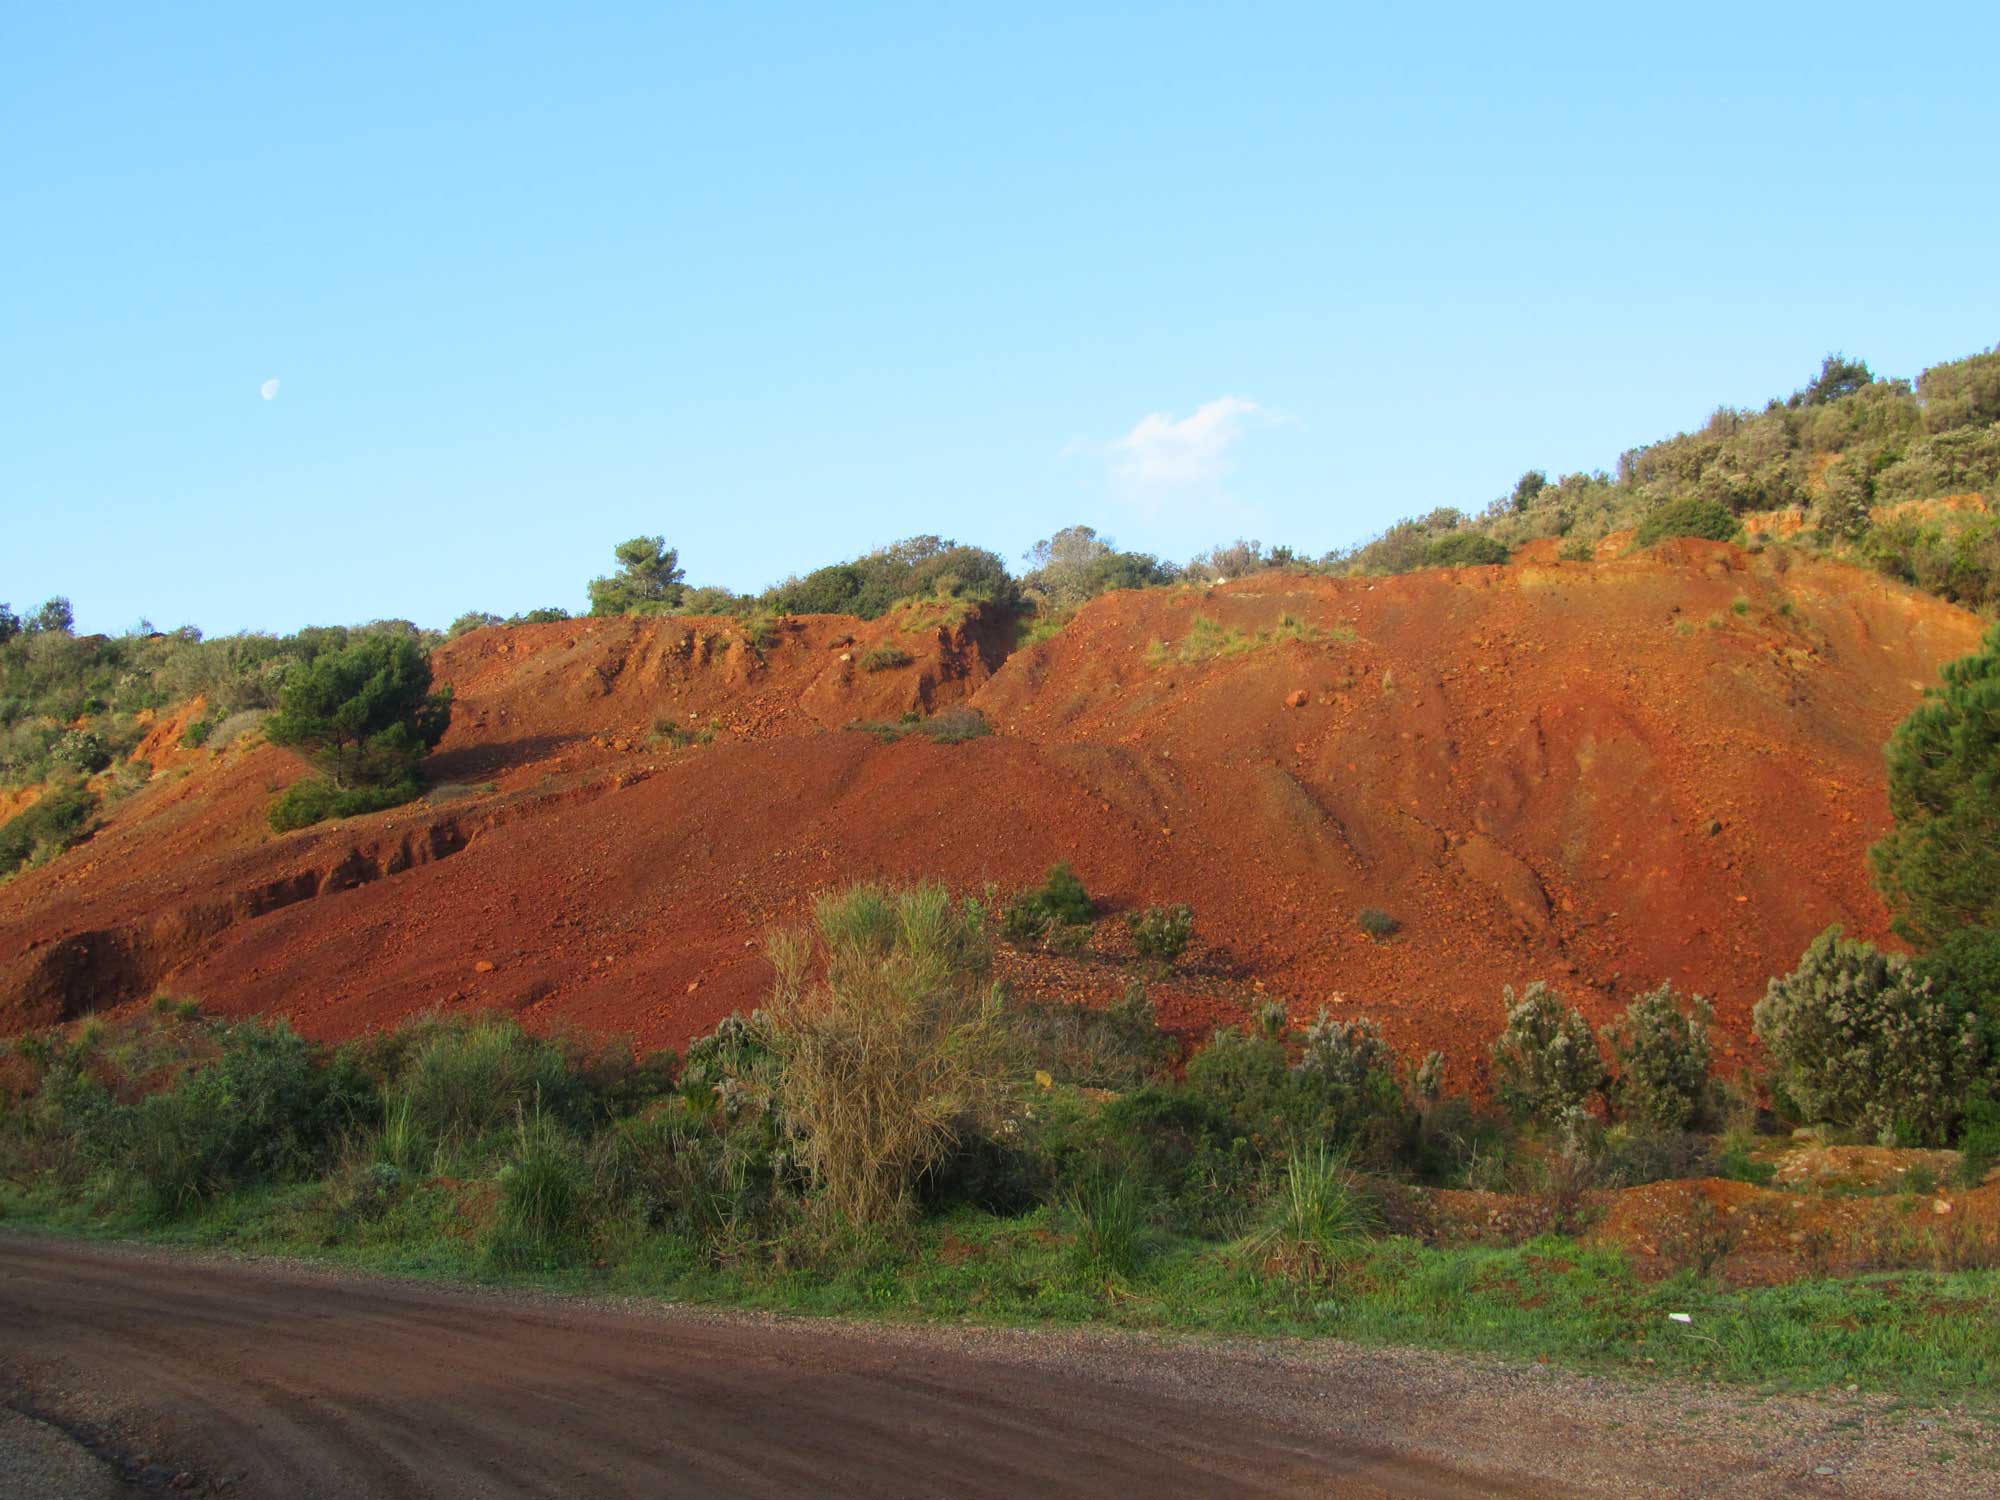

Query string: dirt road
0 1234 1980 1498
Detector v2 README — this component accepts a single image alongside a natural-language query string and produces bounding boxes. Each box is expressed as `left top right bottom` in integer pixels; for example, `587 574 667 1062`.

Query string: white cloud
259 378 281 401
1108 396 1260 489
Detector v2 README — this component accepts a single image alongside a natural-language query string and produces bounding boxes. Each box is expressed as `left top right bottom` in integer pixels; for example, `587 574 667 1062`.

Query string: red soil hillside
0 545 1983 1080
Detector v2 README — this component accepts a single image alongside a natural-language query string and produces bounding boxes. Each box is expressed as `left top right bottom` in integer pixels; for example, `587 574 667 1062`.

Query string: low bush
1490 982 1605 1125
860 645 913 672
1126 904 1193 966
1001 863 1094 942
651 717 718 750
1184 1010 1416 1167
52 727 113 773
847 707 991 745
268 776 421 832
1294 1012 1414 1151
486 1108 591 1269
1603 983 1716 1132
1634 496 1737 547
0 782 97 878
368 1016 670 1172
1357 907 1400 940
1062 1166 1148 1279
1754 926 1984 1146
110 1020 372 1217
1422 533 1510 568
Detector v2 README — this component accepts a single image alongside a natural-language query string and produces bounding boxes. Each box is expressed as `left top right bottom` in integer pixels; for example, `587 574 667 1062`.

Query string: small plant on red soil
1001 863 1094 943
1126 904 1193 967
1356 907 1400 940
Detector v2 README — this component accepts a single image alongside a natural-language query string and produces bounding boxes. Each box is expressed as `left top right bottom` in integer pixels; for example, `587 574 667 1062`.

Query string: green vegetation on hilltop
1324 347 2000 607
0 606 457 865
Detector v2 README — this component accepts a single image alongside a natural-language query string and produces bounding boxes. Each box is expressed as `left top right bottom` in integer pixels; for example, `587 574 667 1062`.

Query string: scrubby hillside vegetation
1332 346 2000 607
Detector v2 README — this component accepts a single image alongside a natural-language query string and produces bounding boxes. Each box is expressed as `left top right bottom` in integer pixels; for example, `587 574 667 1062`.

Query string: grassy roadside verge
7 1189 1997 1410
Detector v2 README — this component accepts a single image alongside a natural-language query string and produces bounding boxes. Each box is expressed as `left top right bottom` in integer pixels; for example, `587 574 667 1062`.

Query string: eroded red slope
0 546 1982 1079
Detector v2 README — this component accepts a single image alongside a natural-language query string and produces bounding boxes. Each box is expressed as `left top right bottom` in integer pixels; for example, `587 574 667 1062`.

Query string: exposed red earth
0 546 1984 1081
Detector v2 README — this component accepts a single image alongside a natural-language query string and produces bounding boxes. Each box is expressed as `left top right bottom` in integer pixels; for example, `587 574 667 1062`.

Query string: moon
259 378 281 401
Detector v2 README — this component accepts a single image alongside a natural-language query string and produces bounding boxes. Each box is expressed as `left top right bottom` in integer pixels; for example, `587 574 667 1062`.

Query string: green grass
7 1186 1995 1404
1146 613 1359 666
846 708 991 744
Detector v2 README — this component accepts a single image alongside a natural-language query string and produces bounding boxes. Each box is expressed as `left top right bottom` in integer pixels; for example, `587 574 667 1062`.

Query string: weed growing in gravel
1126 904 1193 967
846 708 991 744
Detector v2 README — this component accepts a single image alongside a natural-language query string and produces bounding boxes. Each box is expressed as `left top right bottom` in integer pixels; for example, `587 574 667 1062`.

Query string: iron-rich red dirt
0 546 1984 1075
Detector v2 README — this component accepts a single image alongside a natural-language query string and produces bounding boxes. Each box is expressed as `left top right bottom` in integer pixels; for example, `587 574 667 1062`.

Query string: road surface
0 1234 1975 1497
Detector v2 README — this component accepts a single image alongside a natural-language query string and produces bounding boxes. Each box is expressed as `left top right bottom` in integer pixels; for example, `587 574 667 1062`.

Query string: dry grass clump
764 882 1010 1225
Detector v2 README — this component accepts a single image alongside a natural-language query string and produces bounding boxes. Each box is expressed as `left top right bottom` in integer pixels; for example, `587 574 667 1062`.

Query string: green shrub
1021 525 1177 612
1915 925 2000 1062
364 1016 646 1167
1753 927 1984 1146
1292 1011 1415 1160
111 1020 371 1217
762 536 1018 620
52 727 113 772
848 707 991 745
1001 863 1094 941
651 717 718 750
0 782 97 877
268 776 420 832
1078 1086 1260 1234
1634 496 1738 547
1602 983 1716 1132
591 1105 781 1238
180 717 214 748
1871 620 2000 945
383 1019 562 1161
1422 533 1510 568
1917 345 2000 432
1490 982 1606 1124
1185 1026 1292 1133
447 611 504 639
1357 907 1400 940
1126 904 1193 965
861 645 913 672
1957 1098 2000 1187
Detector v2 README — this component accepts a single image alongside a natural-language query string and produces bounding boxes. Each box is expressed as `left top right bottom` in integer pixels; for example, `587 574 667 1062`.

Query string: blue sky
5 4 1996 635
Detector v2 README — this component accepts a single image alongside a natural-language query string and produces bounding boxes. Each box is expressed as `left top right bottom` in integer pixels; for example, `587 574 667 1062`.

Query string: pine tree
1871 620 2000 945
